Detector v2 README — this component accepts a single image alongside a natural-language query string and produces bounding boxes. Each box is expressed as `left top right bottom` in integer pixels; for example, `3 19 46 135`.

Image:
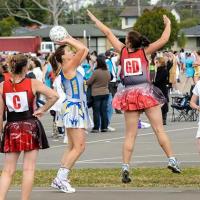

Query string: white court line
8 188 185 193
50 126 198 149
2 160 199 166
78 153 198 163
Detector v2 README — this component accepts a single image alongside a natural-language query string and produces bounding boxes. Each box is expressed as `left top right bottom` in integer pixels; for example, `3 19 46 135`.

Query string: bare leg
61 131 73 166
145 105 173 157
123 111 140 164
0 153 20 200
62 128 85 169
21 150 38 200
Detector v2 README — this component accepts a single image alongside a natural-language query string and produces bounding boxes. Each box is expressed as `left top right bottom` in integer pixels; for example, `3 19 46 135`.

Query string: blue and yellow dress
60 70 92 129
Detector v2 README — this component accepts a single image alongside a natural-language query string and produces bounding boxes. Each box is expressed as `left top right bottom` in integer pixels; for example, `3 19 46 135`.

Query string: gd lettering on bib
124 58 143 76
5 92 29 112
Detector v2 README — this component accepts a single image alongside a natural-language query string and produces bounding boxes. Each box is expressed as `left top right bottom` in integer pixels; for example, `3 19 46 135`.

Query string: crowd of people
0 10 200 199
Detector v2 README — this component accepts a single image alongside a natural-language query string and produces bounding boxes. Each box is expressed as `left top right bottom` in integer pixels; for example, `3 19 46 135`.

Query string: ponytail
140 35 150 47
127 31 150 50
49 45 65 76
10 54 28 74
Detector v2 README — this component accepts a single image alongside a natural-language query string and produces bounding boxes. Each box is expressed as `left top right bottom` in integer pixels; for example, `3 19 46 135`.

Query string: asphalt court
6 188 200 200
1 108 200 199
0 110 199 169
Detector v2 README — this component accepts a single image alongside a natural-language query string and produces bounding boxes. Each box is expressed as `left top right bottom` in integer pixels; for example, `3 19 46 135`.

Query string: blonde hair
155 57 165 67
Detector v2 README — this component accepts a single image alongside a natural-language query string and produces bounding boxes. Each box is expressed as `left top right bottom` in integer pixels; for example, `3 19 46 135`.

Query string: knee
124 139 134 153
74 142 85 155
23 163 36 172
2 167 16 177
154 126 164 136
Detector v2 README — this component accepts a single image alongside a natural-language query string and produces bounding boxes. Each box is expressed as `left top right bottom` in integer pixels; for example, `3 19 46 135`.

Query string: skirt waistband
7 110 34 122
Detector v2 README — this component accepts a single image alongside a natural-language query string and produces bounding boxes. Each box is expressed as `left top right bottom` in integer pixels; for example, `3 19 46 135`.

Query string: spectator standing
154 57 169 125
87 55 111 132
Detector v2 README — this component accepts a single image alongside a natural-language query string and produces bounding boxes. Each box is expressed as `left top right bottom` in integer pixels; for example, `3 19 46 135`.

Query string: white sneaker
51 177 75 193
140 122 151 129
108 126 116 132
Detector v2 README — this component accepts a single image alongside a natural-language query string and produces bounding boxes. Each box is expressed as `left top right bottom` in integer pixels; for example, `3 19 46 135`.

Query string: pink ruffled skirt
112 83 166 111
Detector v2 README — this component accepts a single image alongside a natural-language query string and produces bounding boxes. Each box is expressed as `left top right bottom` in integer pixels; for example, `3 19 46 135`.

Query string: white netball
49 26 69 42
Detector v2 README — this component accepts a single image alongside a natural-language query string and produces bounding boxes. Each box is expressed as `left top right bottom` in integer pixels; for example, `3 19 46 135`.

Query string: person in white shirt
190 80 200 154
31 57 43 82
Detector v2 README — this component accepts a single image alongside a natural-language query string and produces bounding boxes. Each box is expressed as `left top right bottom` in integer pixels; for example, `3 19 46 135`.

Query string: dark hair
86 53 91 63
91 50 97 57
31 57 42 70
150 52 157 65
49 45 65 75
127 31 150 50
10 54 28 74
96 55 107 70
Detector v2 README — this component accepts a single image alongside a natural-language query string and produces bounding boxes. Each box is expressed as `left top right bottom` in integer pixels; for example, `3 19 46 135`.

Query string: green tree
0 17 19 36
177 32 187 49
134 7 179 48
5 0 49 26
63 3 123 29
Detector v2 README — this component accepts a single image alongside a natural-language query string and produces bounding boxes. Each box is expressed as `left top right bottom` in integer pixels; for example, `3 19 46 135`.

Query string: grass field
8 167 200 188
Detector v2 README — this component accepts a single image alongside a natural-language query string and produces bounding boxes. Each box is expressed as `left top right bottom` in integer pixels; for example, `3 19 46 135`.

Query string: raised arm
145 15 171 55
87 10 124 53
57 36 89 73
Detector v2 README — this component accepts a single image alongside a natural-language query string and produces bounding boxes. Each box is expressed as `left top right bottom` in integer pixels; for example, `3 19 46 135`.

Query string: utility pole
137 0 141 16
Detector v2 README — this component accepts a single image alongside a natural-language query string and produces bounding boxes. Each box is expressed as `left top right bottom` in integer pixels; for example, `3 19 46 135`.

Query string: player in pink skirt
87 10 181 183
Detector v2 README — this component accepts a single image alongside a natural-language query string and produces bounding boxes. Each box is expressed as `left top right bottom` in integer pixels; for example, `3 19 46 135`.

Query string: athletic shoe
90 129 99 133
167 158 181 173
140 121 151 129
121 170 131 183
108 126 116 132
51 177 75 193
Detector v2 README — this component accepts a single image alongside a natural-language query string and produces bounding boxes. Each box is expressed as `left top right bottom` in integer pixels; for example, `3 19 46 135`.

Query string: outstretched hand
163 15 171 26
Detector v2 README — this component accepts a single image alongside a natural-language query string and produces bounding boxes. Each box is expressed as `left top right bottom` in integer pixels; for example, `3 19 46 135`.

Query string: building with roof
119 5 180 30
177 25 200 50
14 24 127 54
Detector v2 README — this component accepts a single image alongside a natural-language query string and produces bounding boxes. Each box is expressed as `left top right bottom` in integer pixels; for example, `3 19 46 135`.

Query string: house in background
119 5 153 29
14 24 126 54
119 3 180 30
174 25 200 51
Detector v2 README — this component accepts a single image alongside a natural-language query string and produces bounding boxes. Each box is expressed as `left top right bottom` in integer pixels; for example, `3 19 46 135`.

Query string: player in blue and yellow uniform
49 36 91 193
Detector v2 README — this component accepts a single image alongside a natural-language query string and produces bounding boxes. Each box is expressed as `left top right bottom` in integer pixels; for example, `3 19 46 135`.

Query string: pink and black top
120 47 150 86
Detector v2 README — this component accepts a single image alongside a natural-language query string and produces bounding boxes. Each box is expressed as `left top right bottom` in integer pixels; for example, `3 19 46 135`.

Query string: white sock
122 163 130 171
169 157 176 161
57 167 70 181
